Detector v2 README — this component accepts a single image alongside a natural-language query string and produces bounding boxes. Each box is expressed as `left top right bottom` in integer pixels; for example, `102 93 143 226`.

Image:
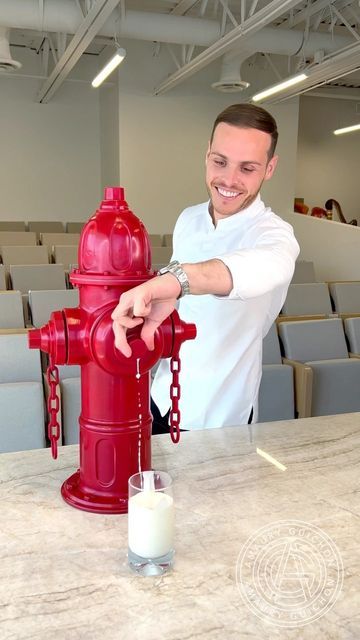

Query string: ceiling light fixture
334 123 360 135
252 73 308 102
92 47 126 88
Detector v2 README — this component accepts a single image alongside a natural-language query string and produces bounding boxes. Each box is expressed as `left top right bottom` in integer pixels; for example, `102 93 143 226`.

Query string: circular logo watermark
236 520 343 628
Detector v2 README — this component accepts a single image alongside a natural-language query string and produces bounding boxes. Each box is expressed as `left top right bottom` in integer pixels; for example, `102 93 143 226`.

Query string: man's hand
111 275 180 357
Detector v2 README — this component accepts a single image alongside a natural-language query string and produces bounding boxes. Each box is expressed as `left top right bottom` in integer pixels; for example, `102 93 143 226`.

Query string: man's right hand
111 274 181 357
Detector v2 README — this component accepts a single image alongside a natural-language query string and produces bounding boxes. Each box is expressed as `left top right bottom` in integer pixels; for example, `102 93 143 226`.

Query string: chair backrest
40 233 80 258
0 265 6 290
28 221 64 234
149 234 163 247
0 291 25 328
0 332 42 383
329 282 360 314
0 221 26 231
262 324 282 364
343 317 360 354
29 289 79 327
66 222 85 233
282 283 332 316
10 264 67 293
0 231 37 246
151 246 172 266
278 318 349 362
291 260 316 283
0 382 46 452
52 245 78 270
163 234 173 248
1 245 49 266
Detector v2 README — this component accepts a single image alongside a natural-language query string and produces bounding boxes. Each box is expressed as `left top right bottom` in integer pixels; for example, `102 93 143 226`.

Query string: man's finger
140 320 158 351
112 321 132 358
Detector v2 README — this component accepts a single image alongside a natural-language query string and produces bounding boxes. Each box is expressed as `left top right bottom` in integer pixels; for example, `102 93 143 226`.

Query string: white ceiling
4 0 360 101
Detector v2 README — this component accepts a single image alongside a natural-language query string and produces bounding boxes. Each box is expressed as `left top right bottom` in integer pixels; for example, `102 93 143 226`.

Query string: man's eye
242 167 255 173
214 159 225 167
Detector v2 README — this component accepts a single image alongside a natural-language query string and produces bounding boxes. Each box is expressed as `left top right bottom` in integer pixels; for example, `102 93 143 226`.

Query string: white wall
296 95 360 224
117 41 300 232
283 211 360 280
0 48 101 222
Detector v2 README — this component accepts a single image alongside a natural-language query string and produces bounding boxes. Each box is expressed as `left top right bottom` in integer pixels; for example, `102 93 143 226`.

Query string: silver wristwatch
158 260 190 298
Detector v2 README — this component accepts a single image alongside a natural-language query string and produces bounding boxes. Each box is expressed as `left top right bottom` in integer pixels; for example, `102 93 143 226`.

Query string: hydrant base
61 471 128 514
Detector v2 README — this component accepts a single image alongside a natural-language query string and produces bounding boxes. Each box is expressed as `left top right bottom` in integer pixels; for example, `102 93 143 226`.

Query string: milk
128 490 174 558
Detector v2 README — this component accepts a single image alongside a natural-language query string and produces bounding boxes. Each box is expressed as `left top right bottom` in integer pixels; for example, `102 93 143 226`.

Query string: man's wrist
158 260 190 298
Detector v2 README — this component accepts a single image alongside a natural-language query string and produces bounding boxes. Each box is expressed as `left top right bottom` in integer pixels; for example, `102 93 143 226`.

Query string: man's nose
222 165 239 187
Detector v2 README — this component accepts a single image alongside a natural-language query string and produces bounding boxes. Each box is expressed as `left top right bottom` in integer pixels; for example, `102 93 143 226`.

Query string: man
112 104 299 431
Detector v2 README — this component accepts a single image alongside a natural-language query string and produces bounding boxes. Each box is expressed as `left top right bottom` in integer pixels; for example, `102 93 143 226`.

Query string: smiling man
112 104 300 432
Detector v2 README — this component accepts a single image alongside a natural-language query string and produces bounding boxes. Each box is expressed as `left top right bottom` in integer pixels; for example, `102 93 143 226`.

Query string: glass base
128 547 174 576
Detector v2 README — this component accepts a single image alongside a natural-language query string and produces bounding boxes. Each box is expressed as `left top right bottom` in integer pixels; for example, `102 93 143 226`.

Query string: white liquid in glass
128 490 174 559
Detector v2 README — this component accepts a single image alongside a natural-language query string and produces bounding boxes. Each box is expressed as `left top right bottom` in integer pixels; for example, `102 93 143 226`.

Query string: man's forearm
182 259 233 296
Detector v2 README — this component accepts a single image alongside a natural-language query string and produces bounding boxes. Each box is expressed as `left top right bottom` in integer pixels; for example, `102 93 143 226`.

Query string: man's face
205 122 278 223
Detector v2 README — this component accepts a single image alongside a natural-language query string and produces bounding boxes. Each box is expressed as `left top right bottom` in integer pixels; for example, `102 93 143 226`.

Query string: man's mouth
215 186 241 199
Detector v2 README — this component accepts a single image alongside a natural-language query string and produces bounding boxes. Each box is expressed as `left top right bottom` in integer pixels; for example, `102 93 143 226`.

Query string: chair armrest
349 352 360 359
277 314 328 324
282 358 313 418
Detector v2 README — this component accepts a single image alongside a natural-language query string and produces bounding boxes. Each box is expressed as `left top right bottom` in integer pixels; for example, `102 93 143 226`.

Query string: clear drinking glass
128 470 175 576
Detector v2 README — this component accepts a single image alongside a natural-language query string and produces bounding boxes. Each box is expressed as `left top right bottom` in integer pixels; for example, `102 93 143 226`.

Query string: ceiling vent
211 52 250 93
0 27 22 72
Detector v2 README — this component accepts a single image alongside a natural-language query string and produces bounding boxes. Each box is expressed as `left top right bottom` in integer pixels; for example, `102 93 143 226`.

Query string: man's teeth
217 187 239 198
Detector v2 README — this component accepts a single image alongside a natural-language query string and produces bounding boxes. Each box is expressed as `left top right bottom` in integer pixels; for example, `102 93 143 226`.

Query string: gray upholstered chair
66 222 85 233
28 221 64 235
328 282 360 315
9 264 67 293
148 234 163 247
0 265 7 290
163 234 173 248
0 332 46 452
291 261 316 284
39 233 80 259
278 318 360 416
1 245 49 267
151 246 172 268
0 291 25 328
0 221 26 231
258 324 295 422
343 317 360 355
0 231 37 246
281 283 333 317
52 245 78 270
28 289 79 327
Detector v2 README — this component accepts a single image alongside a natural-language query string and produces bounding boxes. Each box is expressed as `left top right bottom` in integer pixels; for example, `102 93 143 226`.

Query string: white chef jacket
151 194 300 429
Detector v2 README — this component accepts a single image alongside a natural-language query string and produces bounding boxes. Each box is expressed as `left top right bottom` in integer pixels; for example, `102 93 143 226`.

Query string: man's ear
264 154 278 181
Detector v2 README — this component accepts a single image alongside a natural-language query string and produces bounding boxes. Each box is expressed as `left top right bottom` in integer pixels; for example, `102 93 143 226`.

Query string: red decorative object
28 187 196 514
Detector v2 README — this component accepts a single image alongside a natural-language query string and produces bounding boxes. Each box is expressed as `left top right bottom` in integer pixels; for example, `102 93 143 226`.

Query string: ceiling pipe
210 26 354 92
0 0 220 47
0 0 354 51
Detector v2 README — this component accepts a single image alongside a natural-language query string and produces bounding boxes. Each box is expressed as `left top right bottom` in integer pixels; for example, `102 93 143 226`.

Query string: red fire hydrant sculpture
28 187 196 514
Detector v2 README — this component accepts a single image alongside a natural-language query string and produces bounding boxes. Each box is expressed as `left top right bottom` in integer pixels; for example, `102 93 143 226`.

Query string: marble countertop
1 413 360 639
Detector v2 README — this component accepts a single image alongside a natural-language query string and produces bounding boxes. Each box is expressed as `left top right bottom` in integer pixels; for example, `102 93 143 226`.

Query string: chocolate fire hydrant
28 187 196 514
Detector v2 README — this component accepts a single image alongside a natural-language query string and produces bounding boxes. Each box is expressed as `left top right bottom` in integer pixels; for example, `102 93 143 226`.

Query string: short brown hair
210 104 278 159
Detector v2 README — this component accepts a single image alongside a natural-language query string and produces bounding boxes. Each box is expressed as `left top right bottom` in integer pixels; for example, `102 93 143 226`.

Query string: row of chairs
259 316 360 422
0 221 84 234
280 281 360 317
0 231 80 247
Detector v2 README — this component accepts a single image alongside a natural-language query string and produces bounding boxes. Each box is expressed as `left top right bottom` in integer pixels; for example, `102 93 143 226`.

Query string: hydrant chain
46 358 61 460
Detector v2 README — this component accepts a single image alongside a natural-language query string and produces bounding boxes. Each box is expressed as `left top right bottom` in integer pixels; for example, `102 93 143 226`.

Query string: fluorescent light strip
256 447 287 471
92 48 126 88
252 73 308 102
334 123 360 135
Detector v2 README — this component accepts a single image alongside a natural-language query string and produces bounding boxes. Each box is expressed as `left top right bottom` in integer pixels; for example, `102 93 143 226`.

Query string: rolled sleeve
216 227 300 300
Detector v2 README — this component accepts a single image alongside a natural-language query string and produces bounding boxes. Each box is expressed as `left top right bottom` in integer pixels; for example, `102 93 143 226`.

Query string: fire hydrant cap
104 187 124 201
